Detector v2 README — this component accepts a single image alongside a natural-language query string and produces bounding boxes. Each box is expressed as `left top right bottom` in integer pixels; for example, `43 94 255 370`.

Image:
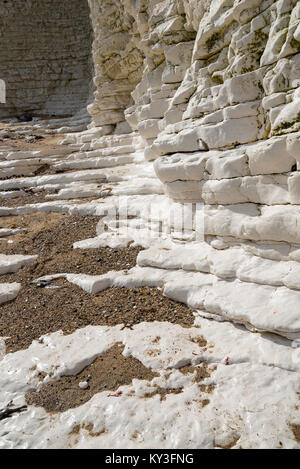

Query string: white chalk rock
0 283 21 305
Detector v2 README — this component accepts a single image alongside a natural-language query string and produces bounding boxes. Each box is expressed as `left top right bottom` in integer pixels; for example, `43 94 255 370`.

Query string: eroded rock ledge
81 0 300 338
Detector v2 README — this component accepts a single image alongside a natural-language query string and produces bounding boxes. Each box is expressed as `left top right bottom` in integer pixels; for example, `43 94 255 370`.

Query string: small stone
79 381 89 390
18 113 33 122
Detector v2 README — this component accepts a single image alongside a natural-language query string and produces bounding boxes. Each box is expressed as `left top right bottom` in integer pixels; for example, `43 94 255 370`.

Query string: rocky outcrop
1 0 300 449
2 0 297 341
87 0 144 133
82 0 300 339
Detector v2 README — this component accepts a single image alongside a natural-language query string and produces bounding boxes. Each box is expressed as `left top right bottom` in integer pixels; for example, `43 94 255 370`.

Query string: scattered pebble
79 381 89 390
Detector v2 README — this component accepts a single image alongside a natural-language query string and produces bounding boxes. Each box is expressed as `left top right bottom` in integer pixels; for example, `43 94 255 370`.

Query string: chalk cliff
83 0 300 339
1 0 300 449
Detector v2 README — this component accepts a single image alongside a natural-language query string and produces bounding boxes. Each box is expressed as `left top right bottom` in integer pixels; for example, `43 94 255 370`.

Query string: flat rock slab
0 254 38 275
1 322 300 449
0 283 21 305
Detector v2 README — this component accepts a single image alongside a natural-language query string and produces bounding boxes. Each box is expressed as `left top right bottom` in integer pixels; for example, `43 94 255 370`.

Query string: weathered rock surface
0 0 300 450
0 0 93 118
84 0 300 338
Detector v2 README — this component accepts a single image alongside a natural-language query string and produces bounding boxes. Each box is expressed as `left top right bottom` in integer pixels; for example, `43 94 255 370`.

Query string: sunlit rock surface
0 0 300 449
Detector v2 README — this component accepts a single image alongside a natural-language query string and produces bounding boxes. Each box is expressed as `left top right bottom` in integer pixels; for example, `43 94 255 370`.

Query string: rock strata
0 0 300 450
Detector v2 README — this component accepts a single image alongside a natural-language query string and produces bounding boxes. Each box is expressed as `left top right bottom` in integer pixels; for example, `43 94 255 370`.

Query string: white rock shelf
1 322 300 449
0 254 38 276
32 265 300 340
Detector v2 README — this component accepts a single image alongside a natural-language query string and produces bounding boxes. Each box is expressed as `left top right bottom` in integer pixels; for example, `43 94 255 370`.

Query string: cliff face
83 0 300 338
0 0 93 118
90 0 300 174
87 0 144 132
1 1 300 449
0 0 299 361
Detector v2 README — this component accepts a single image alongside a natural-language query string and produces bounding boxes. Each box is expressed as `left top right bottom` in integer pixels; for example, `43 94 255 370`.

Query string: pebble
79 381 89 390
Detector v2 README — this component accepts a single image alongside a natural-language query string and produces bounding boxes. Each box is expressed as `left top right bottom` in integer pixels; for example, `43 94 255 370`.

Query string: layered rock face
1 0 300 449
0 0 93 118
87 0 144 133
85 0 300 339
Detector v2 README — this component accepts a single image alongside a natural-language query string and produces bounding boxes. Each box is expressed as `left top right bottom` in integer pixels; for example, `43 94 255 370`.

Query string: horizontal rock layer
1 0 300 450
0 0 93 118
85 0 300 337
